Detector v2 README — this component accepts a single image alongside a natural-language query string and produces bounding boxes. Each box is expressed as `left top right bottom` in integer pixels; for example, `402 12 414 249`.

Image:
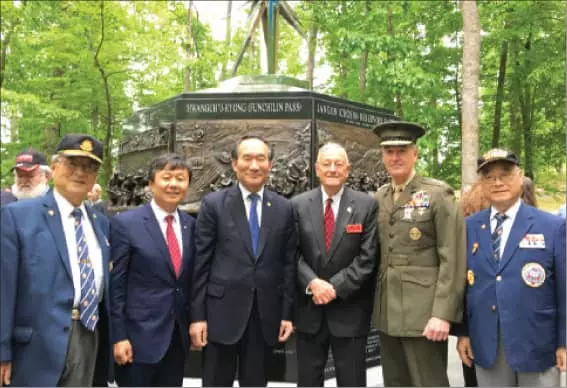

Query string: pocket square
346 224 363 233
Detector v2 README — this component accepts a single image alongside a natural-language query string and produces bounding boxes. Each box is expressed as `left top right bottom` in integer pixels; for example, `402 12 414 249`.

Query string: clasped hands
308 278 336 305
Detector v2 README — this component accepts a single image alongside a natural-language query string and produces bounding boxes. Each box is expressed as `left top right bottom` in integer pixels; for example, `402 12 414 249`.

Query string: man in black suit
190 135 296 387
292 142 379 386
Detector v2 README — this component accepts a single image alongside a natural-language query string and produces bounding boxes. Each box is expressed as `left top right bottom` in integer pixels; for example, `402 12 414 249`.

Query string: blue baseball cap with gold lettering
372 121 426 146
55 134 103 164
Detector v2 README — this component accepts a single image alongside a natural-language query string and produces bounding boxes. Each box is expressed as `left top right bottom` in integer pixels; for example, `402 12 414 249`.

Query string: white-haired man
1 149 51 206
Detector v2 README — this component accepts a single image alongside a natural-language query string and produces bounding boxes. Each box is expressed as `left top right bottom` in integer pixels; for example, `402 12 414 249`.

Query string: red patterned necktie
165 215 182 277
324 198 335 252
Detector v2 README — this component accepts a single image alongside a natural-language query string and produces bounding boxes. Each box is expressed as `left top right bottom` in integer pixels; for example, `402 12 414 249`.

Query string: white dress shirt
239 183 264 226
150 200 183 256
490 198 521 259
54 189 103 306
321 186 345 221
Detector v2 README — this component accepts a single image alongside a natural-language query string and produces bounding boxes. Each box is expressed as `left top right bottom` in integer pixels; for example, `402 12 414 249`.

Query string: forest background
1 0 565 209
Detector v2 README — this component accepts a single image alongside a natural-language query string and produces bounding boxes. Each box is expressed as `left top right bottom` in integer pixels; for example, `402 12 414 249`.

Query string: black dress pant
296 322 367 387
115 324 186 387
203 299 271 387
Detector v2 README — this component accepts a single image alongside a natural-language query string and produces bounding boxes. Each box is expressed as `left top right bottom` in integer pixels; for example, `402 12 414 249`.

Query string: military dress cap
12 149 48 172
55 134 103 164
477 148 520 172
372 121 426 146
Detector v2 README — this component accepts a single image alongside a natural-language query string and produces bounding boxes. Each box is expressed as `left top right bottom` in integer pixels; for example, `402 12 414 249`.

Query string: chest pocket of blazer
13 326 33 344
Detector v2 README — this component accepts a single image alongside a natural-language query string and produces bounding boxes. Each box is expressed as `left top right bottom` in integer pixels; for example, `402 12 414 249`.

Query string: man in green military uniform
371 121 467 386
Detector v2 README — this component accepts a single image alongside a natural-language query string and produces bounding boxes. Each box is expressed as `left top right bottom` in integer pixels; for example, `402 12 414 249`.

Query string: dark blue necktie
72 208 98 331
249 193 260 257
492 213 507 262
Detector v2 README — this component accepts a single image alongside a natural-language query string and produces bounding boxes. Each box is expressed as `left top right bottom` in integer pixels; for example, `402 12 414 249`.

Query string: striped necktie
492 213 508 262
72 208 99 331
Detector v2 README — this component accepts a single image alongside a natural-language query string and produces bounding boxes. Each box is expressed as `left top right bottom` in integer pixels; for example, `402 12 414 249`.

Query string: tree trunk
339 51 348 99
491 40 508 148
184 0 194 92
387 5 403 117
220 0 232 80
93 1 113 189
359 1 370 101
460 0 481 191
306 22 318 90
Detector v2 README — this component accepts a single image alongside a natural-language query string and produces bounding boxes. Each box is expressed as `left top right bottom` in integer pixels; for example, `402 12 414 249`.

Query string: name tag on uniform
346 224 363 233
519 234 545 249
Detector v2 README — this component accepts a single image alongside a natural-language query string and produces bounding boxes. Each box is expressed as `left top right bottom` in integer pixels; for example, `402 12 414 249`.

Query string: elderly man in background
86 183 107 215
1 149 51 206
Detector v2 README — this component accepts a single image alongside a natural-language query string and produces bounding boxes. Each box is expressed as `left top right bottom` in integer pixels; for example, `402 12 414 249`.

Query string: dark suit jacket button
175 288 181 293
63 326 70 332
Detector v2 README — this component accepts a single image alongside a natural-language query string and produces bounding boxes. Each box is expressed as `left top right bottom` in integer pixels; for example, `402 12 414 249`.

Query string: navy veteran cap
477 148 520 172
12 149 48 172
372 121 426 146
56 134 103 164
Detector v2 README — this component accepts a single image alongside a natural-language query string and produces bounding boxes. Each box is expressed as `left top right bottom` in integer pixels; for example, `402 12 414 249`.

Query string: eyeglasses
482 171 519 185
60 157 100 173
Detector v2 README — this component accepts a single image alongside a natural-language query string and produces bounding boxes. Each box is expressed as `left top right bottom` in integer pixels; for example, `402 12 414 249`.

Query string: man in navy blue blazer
110 154 195 386
190 136 296 387
1 134 111 386
456 149 566 386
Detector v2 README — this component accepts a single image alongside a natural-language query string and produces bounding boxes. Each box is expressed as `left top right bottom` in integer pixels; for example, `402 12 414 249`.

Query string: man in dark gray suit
292 142 379 387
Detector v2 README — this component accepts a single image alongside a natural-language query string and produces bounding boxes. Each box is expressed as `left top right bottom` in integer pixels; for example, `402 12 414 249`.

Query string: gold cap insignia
80 139 93 152
482 148 508 161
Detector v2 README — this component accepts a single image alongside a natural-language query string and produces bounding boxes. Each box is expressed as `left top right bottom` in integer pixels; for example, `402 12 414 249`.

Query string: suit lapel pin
93 213 97 219
267 201 272 207
472 242 478 254
109 261 113 272
105 237 110 247
48 209 55 216
346 206 352 213
481 224 486 229
183 224 187 229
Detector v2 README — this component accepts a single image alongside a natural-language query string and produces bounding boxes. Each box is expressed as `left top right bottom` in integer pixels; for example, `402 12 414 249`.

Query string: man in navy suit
456 149 566 386
1 134 111 386
110 153 195 386
190 135 296 387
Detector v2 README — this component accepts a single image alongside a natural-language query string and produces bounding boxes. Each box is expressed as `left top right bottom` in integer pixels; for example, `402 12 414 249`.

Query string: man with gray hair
1 149 51 206
292 142 379 386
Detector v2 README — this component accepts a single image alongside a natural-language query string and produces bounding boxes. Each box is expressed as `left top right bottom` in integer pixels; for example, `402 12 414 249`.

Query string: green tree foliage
2 0 564 191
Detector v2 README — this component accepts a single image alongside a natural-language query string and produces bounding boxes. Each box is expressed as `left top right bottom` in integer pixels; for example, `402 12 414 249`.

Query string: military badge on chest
401 190 431 221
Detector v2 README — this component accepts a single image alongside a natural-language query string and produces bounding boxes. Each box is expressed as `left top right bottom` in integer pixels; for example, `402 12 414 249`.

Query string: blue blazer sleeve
109 215 132 344
0 207 18 361
554 220 566 346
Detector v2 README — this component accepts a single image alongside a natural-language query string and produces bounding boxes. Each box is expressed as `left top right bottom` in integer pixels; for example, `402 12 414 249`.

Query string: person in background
520 176 538 208
1 134 110 386
457 148 565 386
86 183 107 215
110 153 195 386
1 149 51 206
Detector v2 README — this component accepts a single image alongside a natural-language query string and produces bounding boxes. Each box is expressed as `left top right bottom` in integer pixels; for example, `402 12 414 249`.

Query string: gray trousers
57 320 99 387
475 334 560 387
